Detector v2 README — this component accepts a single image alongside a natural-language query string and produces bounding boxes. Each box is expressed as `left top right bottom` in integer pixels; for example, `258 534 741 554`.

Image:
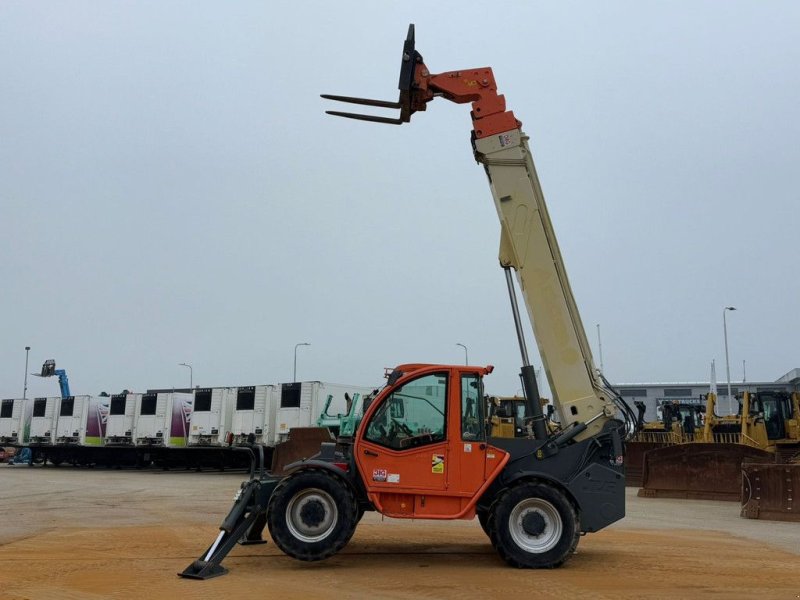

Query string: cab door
356 371 450 517
454 373 489 494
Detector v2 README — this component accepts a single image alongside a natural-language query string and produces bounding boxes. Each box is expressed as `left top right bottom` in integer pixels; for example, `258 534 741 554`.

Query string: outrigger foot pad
179 475 281 580
179 560 229 580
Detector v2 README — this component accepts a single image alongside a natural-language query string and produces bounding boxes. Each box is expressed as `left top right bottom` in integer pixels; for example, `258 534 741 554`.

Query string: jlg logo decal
372 468 387 482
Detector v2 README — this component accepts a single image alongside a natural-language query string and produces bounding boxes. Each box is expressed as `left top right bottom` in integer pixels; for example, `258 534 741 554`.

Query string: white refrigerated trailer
105 393 141 445
54 395 109 446
134 392 193 447
29 396 60 445
274 381 374 445
0 398 30 445
230 385 279 445
188 387 235 446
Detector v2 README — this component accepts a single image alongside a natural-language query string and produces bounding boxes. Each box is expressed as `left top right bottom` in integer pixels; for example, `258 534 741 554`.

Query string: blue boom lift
35 359 71 398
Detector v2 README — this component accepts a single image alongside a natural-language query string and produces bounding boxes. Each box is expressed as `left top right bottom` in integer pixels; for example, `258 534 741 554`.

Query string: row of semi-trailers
0 381 373 469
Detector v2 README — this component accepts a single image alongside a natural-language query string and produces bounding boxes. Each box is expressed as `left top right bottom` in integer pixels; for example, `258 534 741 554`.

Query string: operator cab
749 391 792 440
356 364 505 519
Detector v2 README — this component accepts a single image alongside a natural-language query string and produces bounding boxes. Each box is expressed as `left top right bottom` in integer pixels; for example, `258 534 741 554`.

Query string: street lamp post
23 346 31 399
178 362 193 390
456 343 469 365
294 342 311 382
723 306 736 415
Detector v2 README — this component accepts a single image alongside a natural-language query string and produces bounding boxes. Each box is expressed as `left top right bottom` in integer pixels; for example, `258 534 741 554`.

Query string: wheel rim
285 487 339 543
508 497 563 554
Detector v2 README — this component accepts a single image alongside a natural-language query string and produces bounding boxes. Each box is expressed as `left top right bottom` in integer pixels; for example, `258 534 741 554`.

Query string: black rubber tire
488 481 579 568
477 509 491 538
267 469 358 561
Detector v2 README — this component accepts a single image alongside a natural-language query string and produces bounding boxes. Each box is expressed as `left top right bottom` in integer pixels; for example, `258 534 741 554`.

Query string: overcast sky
1 2 798 400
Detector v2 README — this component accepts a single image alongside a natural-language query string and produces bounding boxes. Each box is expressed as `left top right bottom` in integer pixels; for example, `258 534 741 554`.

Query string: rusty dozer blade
322 23 424 125
270 427 336 475
741 462 800 522
624 441 671 488
637 443 774 501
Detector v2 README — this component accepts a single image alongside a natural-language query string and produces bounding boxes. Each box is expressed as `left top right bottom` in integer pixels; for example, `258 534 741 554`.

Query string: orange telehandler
180 25 637 579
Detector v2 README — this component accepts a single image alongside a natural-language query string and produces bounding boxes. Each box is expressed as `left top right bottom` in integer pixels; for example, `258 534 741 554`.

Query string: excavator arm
324 25 622 442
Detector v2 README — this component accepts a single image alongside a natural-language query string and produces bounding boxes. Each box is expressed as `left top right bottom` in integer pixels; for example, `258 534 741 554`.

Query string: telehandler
181 24 636 580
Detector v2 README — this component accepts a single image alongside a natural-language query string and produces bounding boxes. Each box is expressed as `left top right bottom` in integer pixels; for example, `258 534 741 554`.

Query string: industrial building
614 368 800 421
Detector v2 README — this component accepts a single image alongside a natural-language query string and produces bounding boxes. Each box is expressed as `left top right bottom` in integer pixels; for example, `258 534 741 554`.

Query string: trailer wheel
489 481 578 568
267 469 358 561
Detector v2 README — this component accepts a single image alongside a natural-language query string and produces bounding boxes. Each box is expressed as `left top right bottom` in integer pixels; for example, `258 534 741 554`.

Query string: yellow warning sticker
432 454 444 474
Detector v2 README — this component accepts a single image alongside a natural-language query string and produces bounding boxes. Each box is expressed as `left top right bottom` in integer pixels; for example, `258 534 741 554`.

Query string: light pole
294 342 310 382
23 346 30 399
178 362 193 389
723 307 736 415
456 343 469 365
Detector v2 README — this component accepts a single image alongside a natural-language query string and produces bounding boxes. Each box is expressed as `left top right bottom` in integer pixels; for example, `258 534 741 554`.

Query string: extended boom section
324 25 620 442
475 130 615 440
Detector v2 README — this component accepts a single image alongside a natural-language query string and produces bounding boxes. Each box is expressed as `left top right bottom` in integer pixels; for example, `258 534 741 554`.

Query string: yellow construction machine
625 400 704 486
487 396 557 438
639 390 800 501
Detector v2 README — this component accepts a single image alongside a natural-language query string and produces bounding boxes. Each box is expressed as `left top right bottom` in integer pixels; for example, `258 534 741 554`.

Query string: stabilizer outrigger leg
179 447 280 580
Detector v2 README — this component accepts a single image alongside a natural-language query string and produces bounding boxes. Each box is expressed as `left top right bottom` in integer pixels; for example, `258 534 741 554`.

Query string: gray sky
1 2 798 400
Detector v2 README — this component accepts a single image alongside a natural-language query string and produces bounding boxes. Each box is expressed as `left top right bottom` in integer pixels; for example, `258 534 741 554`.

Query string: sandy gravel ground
1 465 798 600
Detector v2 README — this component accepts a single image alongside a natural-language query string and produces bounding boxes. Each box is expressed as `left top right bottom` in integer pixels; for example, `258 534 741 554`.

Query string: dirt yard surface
1 466 798 599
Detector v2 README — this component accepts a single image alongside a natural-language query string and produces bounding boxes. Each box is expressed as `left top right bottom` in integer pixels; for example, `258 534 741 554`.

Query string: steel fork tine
321 94 402 109
324 111 404 125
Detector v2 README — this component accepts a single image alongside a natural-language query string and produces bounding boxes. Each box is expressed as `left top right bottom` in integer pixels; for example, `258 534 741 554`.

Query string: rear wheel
489 481 578 568
267 469 358 561
477 509 491 538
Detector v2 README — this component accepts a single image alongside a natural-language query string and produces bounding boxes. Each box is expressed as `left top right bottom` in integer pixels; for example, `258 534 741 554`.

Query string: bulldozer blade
270 427 336 475
741 462 800 522
625 441 670 488
637 443 773 501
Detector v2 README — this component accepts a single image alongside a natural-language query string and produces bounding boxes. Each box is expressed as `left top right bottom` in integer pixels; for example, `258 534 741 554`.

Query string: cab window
365 373 447 450
461 374 484 440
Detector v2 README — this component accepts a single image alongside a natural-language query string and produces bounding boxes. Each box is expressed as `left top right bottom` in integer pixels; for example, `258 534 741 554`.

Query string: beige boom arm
474 129 616 441
322 26 622 442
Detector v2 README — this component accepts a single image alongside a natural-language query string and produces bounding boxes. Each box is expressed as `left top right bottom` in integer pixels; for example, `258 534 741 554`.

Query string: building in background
614 368 800 421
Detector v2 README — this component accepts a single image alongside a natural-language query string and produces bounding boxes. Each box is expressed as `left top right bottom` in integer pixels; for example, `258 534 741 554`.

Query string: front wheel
267 469 358 561
488 481 579 568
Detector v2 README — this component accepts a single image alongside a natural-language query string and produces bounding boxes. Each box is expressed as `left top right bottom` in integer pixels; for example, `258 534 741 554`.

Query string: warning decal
432 454 445 474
